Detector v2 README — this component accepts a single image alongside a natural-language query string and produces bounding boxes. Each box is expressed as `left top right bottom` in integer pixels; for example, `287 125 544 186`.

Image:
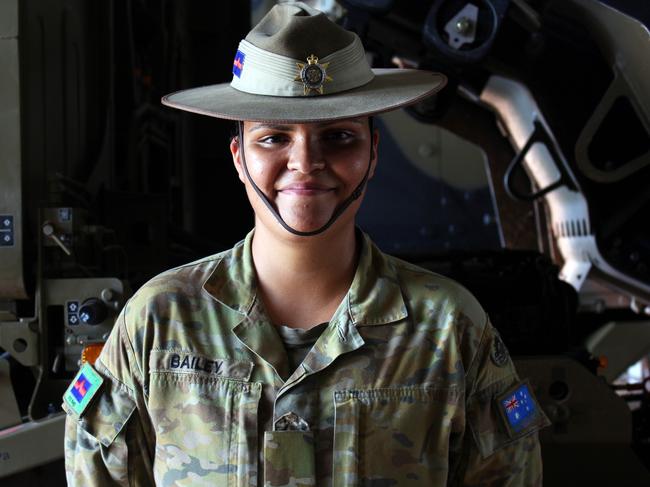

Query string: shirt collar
347 231 408 326
202 230 257 315
202 229 408 326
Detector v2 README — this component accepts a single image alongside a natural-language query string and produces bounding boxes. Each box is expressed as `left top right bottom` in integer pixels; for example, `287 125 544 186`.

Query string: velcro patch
496 380 541 436
64 363 104 416
149 350 254 381
232 50 245 78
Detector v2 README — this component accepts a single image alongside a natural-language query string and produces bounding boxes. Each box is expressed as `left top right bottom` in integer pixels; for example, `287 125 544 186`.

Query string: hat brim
161 69 446 123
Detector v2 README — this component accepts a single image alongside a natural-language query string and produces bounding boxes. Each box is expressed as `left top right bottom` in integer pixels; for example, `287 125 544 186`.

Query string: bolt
42 221 72 255
101 288 114 302
418 144 435 157
456 17 472 35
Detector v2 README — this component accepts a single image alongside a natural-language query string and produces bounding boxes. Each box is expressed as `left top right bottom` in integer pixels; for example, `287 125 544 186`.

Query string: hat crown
246 2 355 60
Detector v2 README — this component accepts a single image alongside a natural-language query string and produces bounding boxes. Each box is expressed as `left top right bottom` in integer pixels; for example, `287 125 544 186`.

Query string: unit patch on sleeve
490 332 509 368
64 362 104 416
496 381 545 437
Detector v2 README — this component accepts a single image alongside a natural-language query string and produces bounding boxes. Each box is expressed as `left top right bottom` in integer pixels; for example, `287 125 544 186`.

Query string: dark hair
230 122 240 143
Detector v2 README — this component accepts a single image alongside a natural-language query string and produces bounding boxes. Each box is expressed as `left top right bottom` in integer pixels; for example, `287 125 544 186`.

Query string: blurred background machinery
1 0 649 485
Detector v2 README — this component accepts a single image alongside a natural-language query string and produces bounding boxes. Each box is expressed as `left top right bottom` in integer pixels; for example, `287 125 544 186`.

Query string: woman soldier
63 3 548 486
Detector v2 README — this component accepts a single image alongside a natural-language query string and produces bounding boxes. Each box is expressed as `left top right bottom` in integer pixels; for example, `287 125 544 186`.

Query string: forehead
244 117 368 132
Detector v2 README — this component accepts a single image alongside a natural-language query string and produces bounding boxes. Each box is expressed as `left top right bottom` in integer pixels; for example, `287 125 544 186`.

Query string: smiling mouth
278 184 334 195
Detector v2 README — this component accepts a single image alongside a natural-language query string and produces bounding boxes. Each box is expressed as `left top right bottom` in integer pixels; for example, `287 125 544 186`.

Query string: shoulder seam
131 252 229 299
161 253 225 274
118 302 145 392
464 312 490 392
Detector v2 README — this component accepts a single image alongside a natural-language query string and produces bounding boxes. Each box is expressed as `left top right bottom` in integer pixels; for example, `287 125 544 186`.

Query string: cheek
329 148 371 181
245 153 283 189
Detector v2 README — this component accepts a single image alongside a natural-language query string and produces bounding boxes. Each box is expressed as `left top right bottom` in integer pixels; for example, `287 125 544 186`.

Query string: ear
369 128 380 179
230 135 247 184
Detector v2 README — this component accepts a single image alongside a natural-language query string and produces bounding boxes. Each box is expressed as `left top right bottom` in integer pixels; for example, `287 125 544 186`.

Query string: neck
251 221 359 328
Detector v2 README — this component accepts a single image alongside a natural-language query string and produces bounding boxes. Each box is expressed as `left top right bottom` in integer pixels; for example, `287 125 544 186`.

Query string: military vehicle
1 0 648 485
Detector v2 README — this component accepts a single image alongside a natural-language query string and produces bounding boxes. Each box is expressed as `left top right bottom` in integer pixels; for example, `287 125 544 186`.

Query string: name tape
149 351 253 381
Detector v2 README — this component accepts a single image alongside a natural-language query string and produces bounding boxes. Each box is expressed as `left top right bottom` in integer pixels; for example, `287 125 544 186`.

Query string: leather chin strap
237 118 374 237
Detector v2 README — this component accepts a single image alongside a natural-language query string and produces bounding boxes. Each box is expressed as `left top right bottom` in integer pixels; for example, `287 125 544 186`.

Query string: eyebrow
248 123 292 133
247 119 366 133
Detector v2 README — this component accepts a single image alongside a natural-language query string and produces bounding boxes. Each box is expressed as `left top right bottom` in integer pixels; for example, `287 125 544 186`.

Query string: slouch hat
162 2 446 122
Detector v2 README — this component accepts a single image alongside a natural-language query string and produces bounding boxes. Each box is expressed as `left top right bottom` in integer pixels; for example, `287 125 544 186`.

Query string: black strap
237 118 374 237
504 119 575 202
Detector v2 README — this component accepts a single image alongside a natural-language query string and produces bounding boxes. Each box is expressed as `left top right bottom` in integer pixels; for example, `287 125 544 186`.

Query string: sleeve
63 305 155 486
452 318 550 487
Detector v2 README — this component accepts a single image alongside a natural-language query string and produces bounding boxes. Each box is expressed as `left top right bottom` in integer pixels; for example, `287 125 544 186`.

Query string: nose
286 136 326 174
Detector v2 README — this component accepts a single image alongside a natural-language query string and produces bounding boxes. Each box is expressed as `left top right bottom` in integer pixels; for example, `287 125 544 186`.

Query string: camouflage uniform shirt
64 230 548 486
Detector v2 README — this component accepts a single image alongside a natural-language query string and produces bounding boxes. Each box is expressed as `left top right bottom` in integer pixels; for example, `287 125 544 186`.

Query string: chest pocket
333 385 460 486
149 371 261 487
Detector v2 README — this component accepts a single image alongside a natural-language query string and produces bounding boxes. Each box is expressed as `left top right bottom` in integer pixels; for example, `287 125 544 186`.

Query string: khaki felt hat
161 2 447 123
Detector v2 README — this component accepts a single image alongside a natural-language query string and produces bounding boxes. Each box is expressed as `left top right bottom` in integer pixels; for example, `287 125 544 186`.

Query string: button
58 208 72 222
274 412 310 432
79 298 108 325
0 216 13 247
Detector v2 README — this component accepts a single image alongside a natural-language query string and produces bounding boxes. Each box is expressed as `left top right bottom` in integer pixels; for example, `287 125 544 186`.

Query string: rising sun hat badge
295 54 333 95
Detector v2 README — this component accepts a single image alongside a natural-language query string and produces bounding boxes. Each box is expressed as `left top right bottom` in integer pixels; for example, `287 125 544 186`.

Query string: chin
280 219 330 235
278 209 332 233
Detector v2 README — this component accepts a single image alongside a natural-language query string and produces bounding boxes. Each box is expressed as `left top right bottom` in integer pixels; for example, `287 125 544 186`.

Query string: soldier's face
231 118 378 236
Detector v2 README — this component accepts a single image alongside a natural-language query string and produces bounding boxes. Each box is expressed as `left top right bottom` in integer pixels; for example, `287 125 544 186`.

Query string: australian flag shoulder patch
496 380 547 437
64 362 104 416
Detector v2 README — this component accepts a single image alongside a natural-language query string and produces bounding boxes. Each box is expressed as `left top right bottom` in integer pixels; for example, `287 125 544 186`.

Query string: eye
258 134 288 145
323 130 355 142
